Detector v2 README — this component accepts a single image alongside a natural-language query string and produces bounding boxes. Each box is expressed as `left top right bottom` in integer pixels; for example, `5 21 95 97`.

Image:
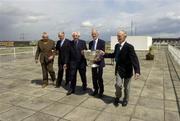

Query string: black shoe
98 93 103 98
65 81 69 86
66 90 75 95
55 85 60 88
122 100 128 107
91 91 98 96
82 86 87 91
113 98 119 106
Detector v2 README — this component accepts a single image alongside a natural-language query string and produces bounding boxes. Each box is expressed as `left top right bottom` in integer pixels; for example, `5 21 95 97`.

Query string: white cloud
81 21 93 27
1 0 180 40
23 15 48 23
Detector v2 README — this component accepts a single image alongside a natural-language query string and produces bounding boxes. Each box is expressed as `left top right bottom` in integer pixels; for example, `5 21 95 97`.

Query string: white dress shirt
120 41 126 50
60 38 65 47
93 38 98 50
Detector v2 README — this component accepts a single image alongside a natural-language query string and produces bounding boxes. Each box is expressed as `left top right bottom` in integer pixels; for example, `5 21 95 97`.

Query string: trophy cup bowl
83 50 99 68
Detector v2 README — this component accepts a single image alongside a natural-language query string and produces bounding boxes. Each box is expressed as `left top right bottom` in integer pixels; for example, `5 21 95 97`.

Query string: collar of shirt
94 38 98 43
119 41 126 50
60 38 65 46
61 38 65 43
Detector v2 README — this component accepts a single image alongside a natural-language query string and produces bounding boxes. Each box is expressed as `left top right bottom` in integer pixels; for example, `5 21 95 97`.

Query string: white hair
117 30 127 37
72 32 77 36
58 32 65 35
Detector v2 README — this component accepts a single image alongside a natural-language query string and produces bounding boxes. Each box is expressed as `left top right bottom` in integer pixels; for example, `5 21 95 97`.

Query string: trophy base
91 64 99 68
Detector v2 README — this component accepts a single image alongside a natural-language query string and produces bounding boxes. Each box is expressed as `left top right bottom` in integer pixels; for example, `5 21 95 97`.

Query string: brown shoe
42 83 48 88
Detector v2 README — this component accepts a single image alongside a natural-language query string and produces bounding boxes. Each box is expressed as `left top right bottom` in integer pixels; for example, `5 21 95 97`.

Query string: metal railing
0 47 36 62
168 44 180 66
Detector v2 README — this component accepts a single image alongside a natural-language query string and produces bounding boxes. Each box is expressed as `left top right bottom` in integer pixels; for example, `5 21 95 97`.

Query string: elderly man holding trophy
83 29 105 98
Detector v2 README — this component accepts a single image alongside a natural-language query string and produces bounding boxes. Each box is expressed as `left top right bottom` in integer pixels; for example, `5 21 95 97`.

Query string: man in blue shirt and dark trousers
55 32 71 88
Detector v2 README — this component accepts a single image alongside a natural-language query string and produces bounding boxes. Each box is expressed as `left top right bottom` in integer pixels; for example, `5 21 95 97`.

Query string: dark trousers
70 62 87 91
56 64 70 86
92 67 104 94
41 62 55 84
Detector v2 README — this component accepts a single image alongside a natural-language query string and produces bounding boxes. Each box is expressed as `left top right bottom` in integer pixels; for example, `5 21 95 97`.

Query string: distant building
0 41 14 47
153 38 180 45
111 36 152 50
0 41 31 47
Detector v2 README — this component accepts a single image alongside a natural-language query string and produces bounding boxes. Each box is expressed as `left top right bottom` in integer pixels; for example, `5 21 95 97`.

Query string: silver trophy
83 50 104 68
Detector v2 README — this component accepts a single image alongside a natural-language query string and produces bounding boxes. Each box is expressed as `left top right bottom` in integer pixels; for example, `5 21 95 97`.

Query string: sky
0 0 180 41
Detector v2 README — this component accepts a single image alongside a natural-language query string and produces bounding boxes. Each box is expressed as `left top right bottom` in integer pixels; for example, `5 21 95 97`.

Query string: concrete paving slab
133 105 164 121
95 112 130 121
104 104 135 117
0 107 35 121
64 107 100 121
41 102 75 118
17 97 54 111
22 112 59 121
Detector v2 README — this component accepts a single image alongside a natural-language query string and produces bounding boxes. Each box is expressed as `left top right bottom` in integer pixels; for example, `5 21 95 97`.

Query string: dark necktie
115 44 121 62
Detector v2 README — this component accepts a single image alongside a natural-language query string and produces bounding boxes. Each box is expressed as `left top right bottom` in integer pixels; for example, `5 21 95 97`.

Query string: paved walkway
0 48 179 121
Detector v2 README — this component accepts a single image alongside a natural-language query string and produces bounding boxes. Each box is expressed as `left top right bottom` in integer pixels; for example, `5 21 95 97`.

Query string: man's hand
63 64 67 70
134 73 140 80
35 59 38 64
99 50 105 55
48 55 54 60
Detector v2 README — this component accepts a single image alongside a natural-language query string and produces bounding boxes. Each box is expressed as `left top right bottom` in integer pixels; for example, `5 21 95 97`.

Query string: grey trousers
115 73 131 101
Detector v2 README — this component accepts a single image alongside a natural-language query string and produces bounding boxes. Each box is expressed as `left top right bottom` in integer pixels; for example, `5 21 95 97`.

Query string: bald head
58 32 65 40
72 32 79 40
117 30 127 44
91 29 99 40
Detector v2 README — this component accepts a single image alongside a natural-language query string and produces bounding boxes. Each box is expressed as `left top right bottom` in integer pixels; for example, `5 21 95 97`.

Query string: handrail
168 44 180 66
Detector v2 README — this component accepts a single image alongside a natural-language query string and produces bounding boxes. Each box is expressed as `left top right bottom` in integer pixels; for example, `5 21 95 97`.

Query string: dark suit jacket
105 42 140 78
69 39 87 67
89 39 105 68
56 39 71 65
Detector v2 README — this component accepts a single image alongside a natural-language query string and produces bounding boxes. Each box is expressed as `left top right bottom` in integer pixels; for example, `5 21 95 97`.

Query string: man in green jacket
35 32 56 88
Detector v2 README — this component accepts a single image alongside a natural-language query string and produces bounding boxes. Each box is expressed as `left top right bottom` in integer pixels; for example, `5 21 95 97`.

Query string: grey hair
58 32 65 35
72 32 77 36
42 32 48 37
91 28 99 34
117 30 127 37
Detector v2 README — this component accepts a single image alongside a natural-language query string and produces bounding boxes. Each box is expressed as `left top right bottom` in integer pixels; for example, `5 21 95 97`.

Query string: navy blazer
56 39 71 65
69 39 87 66
105 42 140 78
89 39 105 68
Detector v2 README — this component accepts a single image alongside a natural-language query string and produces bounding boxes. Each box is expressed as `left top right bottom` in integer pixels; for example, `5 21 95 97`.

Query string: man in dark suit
67 32 87 95
35 32 56 88
89 29 105 98
55 32 71 88
105 30 140 106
